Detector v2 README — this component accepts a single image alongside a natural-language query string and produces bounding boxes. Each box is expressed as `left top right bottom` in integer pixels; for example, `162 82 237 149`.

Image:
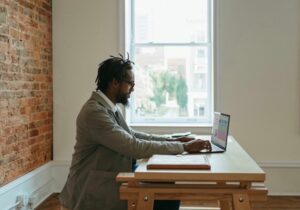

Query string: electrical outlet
28 194 38 209
16 194 29 210
23 194 29 208
16 195 24 209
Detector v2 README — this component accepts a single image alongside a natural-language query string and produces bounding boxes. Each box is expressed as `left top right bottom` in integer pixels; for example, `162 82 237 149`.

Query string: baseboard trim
258 160 300 168
51 160 71 166
33 191 54 209
0 162 54 210
268 192 300 196
0 162 52 196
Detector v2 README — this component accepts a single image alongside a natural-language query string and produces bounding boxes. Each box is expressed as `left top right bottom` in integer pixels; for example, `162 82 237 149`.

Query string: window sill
129 123 213 135
129 123 212 128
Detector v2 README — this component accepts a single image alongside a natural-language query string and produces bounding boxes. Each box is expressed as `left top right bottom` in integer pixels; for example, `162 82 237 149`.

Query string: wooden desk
116 136 267 210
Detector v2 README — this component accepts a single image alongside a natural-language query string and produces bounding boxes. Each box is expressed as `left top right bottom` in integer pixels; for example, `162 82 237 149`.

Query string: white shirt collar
96 90 118 112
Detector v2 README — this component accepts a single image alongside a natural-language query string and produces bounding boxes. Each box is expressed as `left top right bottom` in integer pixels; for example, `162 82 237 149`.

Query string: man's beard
116 91 130 106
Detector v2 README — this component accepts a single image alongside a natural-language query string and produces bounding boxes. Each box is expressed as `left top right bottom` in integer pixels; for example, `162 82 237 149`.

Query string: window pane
131 46 211 123
134 0 208 43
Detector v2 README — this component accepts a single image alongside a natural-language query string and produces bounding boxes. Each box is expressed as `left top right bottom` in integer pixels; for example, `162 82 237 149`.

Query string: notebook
147 154 210 170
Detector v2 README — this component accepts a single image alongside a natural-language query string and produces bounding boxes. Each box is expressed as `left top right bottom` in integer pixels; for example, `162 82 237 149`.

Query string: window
124 0 213 125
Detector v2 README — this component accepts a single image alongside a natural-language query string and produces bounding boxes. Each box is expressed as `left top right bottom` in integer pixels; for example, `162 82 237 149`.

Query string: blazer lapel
114 110 131 134
91 91 131 134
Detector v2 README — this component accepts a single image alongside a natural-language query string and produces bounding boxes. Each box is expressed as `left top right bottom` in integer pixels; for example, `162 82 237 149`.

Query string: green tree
150 72 166 107
161 71 177 98
150 71 188 115
176 76 188 111
150 71 177 107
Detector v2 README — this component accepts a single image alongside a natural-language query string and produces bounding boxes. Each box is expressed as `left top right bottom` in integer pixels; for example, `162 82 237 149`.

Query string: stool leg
136 191 154 210
232 194 251 210
128 200 137 210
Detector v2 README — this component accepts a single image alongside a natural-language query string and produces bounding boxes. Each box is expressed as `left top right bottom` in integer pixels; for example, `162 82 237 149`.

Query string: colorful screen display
211 113 230 148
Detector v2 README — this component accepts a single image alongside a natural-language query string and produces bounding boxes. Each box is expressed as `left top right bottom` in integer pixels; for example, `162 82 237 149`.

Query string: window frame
119 0 218 128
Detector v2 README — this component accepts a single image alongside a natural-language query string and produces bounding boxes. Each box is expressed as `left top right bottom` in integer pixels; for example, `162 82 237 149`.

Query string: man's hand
183 139 212 153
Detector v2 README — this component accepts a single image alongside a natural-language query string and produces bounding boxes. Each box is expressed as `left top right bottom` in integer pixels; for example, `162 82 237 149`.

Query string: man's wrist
183 143 187 151
166 137 176 142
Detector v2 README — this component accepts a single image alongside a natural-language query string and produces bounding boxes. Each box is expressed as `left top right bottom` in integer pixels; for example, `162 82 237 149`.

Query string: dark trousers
153 200 180 210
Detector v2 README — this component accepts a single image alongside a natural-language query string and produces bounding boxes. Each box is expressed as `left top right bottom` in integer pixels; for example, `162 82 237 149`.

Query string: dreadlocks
95 53 134 92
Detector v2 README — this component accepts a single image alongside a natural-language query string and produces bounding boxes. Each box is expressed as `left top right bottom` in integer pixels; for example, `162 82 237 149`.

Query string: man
60 55 211 210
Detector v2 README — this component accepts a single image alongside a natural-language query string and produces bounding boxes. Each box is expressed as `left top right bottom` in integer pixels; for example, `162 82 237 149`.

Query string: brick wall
0 0 52 186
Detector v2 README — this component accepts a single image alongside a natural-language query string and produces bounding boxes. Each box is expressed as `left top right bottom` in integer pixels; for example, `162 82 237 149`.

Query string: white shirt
96 90 118 112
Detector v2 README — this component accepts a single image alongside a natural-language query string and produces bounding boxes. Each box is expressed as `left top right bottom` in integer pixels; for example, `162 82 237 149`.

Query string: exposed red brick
29 129 39 137
0 0 52 186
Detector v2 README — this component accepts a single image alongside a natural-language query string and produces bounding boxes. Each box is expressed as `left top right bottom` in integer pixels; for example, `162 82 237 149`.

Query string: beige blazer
59 91 184 210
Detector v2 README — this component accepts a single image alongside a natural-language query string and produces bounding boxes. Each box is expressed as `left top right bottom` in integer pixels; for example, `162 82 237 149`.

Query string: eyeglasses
123 79 135 88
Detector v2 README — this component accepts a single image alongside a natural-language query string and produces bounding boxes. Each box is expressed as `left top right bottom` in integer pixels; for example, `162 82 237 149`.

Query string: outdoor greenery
176 75 188 110
150 71 188 114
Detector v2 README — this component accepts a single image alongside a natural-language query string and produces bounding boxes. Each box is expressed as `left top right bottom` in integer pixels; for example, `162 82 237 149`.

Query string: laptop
201 112 230 153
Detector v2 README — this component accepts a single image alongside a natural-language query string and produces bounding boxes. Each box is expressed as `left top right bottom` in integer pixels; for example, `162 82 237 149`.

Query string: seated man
59 55 211 210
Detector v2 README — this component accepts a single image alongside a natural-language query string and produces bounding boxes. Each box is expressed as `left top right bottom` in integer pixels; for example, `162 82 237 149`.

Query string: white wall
53 0 300 194
217 0 300 161
53 0 120 160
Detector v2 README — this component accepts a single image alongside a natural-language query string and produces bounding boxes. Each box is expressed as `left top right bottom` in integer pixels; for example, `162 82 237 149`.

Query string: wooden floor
36 193 300 210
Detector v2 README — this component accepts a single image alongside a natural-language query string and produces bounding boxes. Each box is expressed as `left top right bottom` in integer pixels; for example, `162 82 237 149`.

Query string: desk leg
232 194 251 210
219 200 231 210
136 191 154 210
128 200 137 210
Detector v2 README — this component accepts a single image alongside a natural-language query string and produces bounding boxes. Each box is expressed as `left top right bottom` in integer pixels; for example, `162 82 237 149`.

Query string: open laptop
201 112 230 153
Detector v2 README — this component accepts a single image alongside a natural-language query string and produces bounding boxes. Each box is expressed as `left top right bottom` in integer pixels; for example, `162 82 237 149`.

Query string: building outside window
125 0 213 125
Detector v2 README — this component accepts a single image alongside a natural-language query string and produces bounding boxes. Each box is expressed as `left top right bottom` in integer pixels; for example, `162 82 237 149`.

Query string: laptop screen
211 112 230 149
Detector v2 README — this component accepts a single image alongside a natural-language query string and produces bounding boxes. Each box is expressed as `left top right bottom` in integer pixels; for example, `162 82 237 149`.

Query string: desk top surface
133 136 265 182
